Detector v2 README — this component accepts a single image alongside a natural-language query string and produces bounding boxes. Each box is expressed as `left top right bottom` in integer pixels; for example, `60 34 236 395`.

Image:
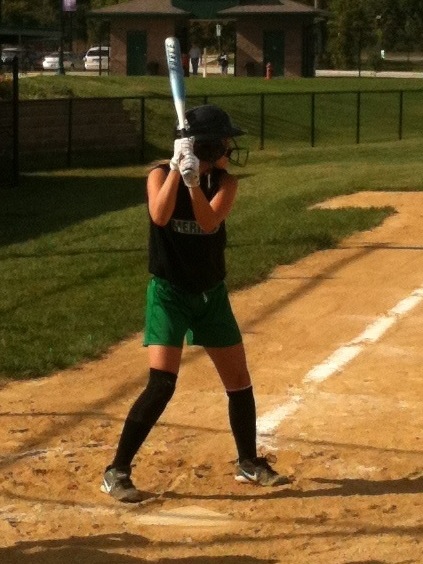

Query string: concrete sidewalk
316 69 423 79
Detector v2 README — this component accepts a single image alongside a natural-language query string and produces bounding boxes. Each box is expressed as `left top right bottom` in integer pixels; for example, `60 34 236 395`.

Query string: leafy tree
324 0 423 66
2 0 56 28
2 0 422 63
190 20 235 54
326 0 377 69
393 0 423 53
0 0 123 46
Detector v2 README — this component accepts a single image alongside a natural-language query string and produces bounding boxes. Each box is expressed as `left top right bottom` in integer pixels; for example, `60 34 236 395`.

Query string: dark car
1 47 39 71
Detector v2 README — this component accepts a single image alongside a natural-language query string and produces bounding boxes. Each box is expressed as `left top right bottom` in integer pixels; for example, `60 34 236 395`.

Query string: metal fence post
310 92 316 147
67 97 73 167
355 91 361 144
398 91 403 141
139 97 145 162
12 56 19 187
260 93 265 150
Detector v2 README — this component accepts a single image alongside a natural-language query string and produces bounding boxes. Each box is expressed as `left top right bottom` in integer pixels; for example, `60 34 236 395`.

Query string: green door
127 31 147 76
302 25 317 77
263 31 284 77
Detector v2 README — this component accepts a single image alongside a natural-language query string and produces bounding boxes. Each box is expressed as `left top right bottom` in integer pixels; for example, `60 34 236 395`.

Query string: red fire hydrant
265 62 273 80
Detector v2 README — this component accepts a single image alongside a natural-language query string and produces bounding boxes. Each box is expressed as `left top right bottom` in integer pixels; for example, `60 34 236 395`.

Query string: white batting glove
180 153 200 188
180 136 194 156
169 137 195 171
170 139 184 171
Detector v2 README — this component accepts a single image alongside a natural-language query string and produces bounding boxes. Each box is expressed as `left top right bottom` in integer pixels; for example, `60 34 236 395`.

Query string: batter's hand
170 138 194 171
180 153 200 188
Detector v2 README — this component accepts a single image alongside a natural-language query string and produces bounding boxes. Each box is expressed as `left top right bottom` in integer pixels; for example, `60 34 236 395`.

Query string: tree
189 20 235 54
2 0 422 63
324 0 423 67
2 0 55 28
326 0 377 69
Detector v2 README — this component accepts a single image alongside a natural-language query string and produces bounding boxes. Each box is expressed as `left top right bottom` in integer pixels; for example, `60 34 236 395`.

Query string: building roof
173 1 240 19
220 0 320 15
90 0 321 18
90 0 189 17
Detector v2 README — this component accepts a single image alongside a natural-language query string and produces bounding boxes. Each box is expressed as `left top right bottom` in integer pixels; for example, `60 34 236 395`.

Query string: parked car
1 46 39 71
42 51 84 71
83 46 110 71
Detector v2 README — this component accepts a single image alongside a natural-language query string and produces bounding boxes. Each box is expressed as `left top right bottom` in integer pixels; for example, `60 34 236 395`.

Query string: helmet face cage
226 138 249 167
192 137 249 167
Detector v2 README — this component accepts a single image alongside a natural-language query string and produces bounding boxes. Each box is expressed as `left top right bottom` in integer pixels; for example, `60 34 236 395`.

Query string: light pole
59 0 77 73
0 0 3 59
376 14 383 61
57 0 66 75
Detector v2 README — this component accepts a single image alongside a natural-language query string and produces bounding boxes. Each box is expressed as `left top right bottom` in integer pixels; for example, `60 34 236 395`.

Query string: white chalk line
257 286 423 449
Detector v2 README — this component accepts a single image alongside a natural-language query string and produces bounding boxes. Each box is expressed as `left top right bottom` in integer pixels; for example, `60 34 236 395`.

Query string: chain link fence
1 87 423 179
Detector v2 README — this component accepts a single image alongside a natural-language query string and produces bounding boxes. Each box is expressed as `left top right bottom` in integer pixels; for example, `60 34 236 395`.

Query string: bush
0 73 13 100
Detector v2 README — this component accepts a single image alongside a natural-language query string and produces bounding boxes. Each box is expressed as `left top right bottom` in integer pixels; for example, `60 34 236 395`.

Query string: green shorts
143 277 242 348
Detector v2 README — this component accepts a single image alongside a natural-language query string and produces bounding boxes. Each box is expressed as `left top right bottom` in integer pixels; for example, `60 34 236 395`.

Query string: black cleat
101 466 144 503
235 456 292 486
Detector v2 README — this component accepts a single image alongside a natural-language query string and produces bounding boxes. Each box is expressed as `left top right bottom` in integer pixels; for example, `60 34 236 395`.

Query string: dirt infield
1 191 423 564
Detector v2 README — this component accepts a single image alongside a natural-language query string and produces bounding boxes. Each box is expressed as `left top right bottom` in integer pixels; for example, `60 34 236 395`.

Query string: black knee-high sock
227 386 257 463
111 369 177 469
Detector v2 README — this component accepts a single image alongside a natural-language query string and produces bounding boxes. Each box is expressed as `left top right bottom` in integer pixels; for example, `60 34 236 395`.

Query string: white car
42 52 83 71
84 46 110 71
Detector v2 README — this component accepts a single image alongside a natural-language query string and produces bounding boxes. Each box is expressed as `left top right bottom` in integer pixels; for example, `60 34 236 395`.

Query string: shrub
0 73 13 100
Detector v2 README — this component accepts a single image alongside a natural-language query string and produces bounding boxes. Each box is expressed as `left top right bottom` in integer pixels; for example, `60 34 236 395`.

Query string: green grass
2 137 423 379
126 87 423 162
18 75 423 100
12 75 423 169
2 75 423 378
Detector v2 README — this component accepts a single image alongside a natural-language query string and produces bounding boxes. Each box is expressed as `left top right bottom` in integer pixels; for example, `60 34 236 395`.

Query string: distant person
189 43 202 76
218 51 229 75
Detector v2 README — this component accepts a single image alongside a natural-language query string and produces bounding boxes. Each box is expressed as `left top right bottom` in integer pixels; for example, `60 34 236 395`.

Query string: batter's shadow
0 533 278 564
308 475 423 497
163 475 423 501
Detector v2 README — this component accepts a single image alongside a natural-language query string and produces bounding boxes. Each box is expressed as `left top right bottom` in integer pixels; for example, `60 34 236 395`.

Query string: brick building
90 0 324 78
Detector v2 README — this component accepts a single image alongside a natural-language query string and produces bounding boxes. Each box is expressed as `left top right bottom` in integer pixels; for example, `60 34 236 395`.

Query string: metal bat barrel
165 37 187 132
165 37 196 184
165 37 183 75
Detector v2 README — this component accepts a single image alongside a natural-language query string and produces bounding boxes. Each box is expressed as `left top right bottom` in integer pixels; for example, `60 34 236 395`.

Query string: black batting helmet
185 104 245 140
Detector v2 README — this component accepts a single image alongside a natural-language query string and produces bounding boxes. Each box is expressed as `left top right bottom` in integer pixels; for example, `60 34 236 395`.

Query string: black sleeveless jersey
148 164 228 293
